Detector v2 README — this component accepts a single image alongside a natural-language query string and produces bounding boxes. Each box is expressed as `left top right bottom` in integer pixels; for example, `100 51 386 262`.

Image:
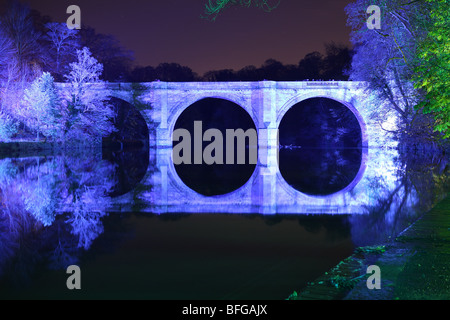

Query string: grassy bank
288 193 450 300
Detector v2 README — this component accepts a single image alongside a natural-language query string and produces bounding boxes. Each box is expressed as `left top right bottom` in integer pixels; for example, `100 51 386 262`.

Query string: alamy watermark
66 5 81 29
66 265 81 290
366 265 381 289
366 5 381 30
172 121 260 165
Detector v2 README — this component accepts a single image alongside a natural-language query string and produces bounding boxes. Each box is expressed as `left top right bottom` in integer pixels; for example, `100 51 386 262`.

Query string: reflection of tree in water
103 97 150 197
279 98 362 148
279 148 362 196
60 155 116 250
349 150 449 246
0 153 117 289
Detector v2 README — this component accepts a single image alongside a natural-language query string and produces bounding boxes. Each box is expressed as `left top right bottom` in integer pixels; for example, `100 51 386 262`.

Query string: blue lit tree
44 22 80 80
21 72 62 141
0 0 44 87
0 112 17 142
345 0 431 135
0 22 15 98
63 47 116 145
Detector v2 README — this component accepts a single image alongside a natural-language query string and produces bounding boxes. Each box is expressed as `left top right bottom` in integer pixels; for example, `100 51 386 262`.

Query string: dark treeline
130 43 353 82
1 1 351 83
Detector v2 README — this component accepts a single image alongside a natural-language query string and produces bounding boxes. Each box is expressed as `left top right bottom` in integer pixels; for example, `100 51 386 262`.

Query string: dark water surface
0 145 448 299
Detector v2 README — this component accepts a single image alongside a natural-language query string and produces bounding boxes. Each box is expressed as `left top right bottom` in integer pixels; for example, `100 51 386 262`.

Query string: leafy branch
202 0 280 21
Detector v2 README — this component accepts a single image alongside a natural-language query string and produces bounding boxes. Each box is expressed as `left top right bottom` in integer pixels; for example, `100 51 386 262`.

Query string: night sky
8 0 353 75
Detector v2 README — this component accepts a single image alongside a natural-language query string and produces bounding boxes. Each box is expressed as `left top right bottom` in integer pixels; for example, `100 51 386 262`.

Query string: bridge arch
167 93 257 141
275 92 368 198
169 95 258 197
166 149 261 199
108 84 154 129
276 91 368 148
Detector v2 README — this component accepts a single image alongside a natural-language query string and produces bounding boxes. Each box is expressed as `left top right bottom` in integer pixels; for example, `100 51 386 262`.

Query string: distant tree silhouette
203 69 237 81
79 27 134 82
129 66 157 82
130 63 198 82
236 65 261 81
322 42 352 81
298 52 324 80
155 63 199 82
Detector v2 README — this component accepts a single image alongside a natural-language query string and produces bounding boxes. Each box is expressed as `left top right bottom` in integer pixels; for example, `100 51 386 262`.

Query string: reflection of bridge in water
102 81 397 214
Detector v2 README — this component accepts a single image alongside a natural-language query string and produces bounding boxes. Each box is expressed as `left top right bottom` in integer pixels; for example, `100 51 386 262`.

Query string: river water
0 145 448 299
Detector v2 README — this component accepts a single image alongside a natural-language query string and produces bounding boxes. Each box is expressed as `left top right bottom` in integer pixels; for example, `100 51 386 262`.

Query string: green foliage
413 0 450 138
286 290 297 300
203 0 280 21
355 245 386 254
329 273 367 289
345 0 428 131
346 0 449 140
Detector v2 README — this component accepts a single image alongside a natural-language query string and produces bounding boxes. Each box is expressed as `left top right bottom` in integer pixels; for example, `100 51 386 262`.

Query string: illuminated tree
0 24 15 88
21 72 61 141
63 47 116 144
0 112 17 142
413 0 450 138
0 0 44 86
44 22 80 79
203 0 280 21
345 0 430 134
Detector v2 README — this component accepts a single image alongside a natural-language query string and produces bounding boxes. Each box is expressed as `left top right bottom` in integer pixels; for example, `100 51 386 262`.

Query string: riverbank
0 140 110 159
0 141 63 159
288 193 450 300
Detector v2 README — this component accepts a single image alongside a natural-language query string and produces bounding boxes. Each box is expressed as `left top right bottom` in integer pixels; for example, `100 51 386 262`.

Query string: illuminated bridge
94 81 397 214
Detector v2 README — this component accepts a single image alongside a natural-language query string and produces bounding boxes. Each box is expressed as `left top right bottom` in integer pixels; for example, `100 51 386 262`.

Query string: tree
79 27 134 81
298 52 323 80
0 24 15 82
203 69 237 81
155 63 199 82
0 0 44 86
203 0 280 21
0 112 17 142
321 42 352 80
236 65 261 81
345 0 430 134
129 66 157 82
44 22 80 80
21 72 61 141
0 24 16 110
413 0 450 138
63 47 116 144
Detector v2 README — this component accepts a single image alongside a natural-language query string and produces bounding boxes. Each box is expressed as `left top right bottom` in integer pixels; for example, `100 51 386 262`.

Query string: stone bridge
97 81 396 214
